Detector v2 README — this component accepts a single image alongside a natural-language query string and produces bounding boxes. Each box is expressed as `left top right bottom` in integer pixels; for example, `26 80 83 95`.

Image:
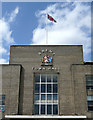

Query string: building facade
0 45 93 120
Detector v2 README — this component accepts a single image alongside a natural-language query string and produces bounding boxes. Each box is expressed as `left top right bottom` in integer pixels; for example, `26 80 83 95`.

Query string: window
87 96 93 111
86 75 93 111
34 74 58 115
0 95 5 112
86 75 93 90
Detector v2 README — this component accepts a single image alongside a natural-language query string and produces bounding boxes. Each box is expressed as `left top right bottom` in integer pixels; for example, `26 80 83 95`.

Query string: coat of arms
38 49 55 66
42 54 53 65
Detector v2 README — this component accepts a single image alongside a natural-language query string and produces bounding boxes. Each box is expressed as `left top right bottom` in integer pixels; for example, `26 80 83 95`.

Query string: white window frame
34 74 59 115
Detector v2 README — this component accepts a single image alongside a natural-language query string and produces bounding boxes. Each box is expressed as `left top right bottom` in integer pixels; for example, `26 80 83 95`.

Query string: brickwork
1 45 93 119
1 65 21 116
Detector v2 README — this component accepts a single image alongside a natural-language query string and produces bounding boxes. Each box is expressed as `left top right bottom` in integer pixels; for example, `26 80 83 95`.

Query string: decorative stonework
38 49 55 66
32 67 59 72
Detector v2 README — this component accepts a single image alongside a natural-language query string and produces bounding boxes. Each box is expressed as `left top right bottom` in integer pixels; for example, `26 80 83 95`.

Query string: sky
0 1 92 63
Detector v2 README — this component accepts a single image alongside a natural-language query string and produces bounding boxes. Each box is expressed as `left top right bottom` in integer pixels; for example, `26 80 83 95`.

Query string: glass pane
87 96 93 101
88 106 93 111
47 105 52 114
47 94 52 103
34 94 39 102
34 105 39 115
53 94 58 100
86 76 93 81
86 81 93 85
41 105 45 114
2 101 5 105
47 84 51 93
47 75 51 82
41 94 45 100
53 105 58 115
53 75 58 82
47 94 52 100
88 101 93 106
35 84 40 93
41 84 46 93
35 74 40 82
0 95 5 100
2 95 5 100
86 86 93 90
41 75 46 82
53 84 58 93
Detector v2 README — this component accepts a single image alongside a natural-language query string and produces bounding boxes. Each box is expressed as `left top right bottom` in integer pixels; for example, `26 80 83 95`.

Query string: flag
47 14 57 23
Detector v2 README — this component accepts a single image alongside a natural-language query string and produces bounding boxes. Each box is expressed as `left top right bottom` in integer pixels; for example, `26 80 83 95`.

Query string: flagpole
46 13 48 44
46 13 56 44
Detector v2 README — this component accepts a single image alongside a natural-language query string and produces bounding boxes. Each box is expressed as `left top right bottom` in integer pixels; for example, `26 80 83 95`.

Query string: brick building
0 45 93 120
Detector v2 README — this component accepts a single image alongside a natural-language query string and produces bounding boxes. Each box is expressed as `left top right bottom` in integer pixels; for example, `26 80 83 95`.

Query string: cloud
0 7 19 64
0 59 8 64
0 46 7 55
32 2 91 62
0 19 14 44
8 7 19 23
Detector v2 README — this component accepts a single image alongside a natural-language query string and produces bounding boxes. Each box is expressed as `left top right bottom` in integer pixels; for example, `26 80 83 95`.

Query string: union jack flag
47 14 57 23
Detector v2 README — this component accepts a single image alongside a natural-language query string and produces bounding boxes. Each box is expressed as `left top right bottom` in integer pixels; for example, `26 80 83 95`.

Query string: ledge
5 115 87 119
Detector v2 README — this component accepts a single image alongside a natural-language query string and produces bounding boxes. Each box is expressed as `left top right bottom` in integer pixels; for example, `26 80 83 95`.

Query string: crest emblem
42 55 53 65
38 49 55 66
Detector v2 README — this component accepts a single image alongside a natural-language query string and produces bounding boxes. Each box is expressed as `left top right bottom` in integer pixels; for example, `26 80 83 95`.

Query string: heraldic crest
42 54 53 65
38 49 55 66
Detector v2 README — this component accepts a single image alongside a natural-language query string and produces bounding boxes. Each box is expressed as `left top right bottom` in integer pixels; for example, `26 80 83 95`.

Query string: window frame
0 95 5 112
87 95 93 112
34 73 59 115
86 75 93 90
86 75 93 112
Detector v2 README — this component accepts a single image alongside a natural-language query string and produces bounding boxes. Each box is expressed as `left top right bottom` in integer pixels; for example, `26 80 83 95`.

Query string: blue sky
0 2 92 63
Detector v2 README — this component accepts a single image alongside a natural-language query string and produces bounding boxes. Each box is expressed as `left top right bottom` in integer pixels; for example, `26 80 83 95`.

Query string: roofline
0 64 22 66
10 45 83 47
84 62 93 65
71 62 93 65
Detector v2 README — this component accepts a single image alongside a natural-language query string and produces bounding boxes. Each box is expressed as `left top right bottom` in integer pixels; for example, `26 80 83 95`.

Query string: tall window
34 74 58 115
86 75 93 90
87 96 93 111
0 95 5 112
86 75 93 111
